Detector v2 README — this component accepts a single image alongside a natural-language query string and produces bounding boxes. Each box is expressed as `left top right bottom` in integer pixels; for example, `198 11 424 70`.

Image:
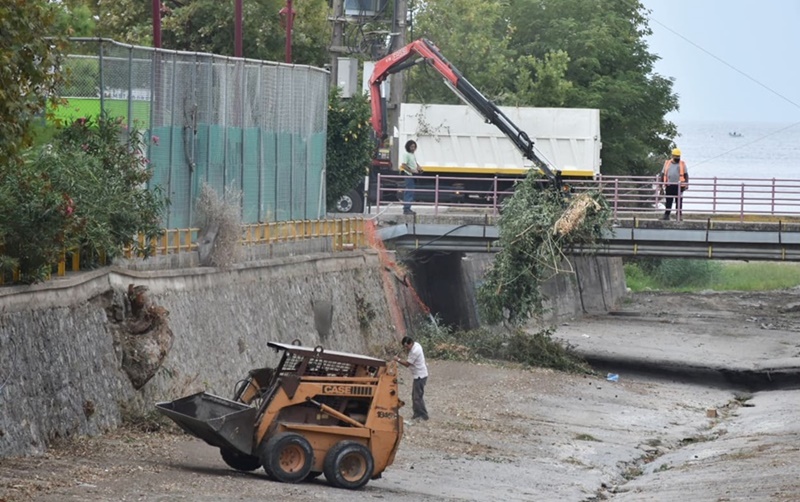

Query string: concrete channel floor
552 289 800 501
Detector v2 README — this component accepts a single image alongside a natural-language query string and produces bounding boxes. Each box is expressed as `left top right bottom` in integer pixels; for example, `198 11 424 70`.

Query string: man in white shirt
394 336 429 420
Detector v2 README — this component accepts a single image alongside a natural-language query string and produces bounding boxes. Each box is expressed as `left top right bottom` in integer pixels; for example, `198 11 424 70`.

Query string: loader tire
260 432 313 483
323 441 374 490
220 448 261 472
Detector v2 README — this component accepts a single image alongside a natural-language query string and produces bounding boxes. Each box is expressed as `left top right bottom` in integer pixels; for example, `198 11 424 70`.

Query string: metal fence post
376 173 382 209
740 183 745 222
127 46 133 134
771 178 776 215
434 175 440 216
98 42 105 115
712 177 718 214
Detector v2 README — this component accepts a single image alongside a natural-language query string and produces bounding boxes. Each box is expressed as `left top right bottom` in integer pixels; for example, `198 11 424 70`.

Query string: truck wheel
261 432 313 483
334 189 364 214
323 441 374 490
220 448 261 472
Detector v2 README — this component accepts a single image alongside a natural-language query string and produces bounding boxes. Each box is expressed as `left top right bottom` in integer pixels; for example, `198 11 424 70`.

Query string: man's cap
671 148 681 157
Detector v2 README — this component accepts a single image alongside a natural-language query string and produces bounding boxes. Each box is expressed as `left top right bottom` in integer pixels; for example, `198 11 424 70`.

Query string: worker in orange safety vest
661 148 689 220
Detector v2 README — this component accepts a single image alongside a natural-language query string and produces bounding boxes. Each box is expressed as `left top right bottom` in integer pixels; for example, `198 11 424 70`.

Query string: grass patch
415 317 591 373
50 97 151 125
714 262 800 291
625 259 800 292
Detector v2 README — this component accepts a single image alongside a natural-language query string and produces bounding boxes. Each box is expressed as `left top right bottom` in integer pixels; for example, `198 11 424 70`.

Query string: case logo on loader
323 385 352 395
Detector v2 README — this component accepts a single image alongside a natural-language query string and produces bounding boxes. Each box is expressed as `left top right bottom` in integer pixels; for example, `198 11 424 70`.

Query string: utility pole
330 0 345 88
388 0 408 168
152 0 161 48
234 0 243 57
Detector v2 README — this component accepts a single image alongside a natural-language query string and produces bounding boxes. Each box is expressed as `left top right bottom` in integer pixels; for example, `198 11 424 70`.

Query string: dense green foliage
409 0 678 175
477 180 612 325
0 116 166 283
625 259 800 292
325 88 373 209
0 0 66 166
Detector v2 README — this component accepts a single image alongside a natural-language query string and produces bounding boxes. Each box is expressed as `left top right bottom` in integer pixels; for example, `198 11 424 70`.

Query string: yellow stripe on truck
420 166 595 178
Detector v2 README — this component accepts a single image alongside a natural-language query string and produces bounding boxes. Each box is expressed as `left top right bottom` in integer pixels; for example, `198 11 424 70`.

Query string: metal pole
152 0 161 48
285 0 293 64
127 47 133 134
388 0 408 170
98 43 105 114
235 0 243 57
330 0 344 88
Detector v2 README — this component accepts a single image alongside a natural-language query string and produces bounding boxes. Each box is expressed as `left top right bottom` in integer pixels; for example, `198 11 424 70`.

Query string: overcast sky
642 0 800 123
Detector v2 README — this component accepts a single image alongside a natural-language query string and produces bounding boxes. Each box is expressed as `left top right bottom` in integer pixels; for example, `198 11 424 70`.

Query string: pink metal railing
375 173 800 221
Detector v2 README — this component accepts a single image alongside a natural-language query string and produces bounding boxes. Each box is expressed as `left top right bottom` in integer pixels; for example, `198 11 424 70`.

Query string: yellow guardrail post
58 251 66 277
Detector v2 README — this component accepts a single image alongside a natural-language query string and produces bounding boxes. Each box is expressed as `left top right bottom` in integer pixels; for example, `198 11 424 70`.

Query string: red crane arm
368 39 458 139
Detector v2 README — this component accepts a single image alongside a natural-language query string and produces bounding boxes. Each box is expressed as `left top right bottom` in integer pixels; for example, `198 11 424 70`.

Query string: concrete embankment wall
0 251 395 458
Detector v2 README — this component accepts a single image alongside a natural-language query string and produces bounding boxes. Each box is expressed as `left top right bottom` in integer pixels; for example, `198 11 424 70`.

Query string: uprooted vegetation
477 175 611 326
415 317 591 373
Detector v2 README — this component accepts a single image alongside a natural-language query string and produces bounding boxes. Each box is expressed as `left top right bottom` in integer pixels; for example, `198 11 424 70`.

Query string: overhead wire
645 9 800 165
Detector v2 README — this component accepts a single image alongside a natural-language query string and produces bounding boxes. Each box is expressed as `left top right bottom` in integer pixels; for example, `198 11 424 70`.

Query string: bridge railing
375 173 800 221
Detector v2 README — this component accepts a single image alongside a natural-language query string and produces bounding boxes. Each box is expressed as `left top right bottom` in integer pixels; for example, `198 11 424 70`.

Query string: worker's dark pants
412 376 428 420
663 184 683 219
403 176 415 213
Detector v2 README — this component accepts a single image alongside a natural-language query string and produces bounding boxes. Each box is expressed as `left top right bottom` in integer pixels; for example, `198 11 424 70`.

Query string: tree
326 88 373 209
0 0 66 167
89 0 331 65
408 0 678 175
505 0 678 175
1 116 167 283
52 1 97 37
407 0 515 104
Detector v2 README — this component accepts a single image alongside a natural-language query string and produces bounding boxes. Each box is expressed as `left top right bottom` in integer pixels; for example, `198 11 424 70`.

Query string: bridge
373 175 800 261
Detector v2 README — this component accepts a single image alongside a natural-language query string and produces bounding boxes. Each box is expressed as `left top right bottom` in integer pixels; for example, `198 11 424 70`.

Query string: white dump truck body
397 103 602 178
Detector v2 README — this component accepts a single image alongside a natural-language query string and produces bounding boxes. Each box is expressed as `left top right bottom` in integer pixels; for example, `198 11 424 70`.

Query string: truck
333 38 601 211
156 341 403 490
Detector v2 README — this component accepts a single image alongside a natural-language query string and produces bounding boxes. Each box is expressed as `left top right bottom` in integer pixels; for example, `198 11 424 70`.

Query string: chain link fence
58 38 329 227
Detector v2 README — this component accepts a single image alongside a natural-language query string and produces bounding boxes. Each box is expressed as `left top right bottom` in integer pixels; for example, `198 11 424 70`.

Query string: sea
672 120 800 180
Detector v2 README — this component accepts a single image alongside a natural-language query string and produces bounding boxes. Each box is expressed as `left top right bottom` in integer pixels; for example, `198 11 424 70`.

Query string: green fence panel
307 132 326 218
261 130 278 221
242 128 261 223
224 127 243 216
291 134 308 220
275 132 293 221
206 125 227 196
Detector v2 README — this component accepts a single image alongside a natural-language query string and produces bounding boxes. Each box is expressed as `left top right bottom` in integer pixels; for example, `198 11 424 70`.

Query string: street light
279 0 296 63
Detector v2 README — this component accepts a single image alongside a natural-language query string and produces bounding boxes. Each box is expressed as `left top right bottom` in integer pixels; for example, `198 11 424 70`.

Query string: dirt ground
2 290 800 502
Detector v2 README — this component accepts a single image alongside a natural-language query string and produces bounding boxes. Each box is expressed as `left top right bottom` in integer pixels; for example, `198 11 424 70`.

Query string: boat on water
729 131 743 138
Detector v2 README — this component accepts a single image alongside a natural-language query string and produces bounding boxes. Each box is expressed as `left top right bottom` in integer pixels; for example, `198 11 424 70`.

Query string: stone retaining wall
0 251 394 458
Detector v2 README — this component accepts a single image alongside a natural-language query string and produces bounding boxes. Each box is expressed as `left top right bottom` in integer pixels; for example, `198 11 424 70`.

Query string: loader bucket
156 392 257 455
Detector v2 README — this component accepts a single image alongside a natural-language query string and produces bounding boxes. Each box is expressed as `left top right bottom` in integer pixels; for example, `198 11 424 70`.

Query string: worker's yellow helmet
671 148 681 156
